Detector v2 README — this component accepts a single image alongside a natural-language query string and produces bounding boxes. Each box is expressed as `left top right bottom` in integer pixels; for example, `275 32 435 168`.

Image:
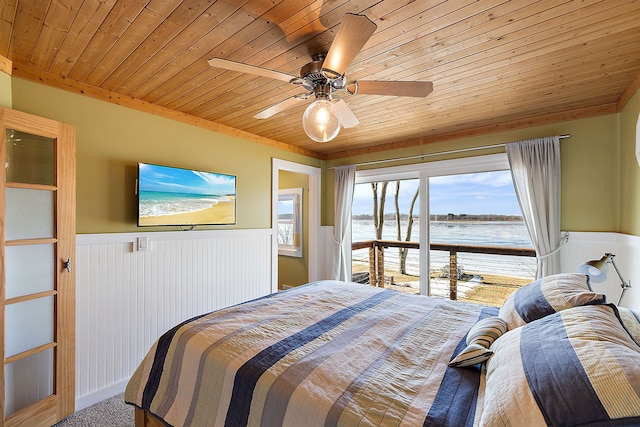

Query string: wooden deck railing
352 240 536 300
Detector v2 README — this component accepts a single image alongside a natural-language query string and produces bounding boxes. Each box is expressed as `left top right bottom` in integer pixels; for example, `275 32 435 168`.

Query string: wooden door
0 108 76 427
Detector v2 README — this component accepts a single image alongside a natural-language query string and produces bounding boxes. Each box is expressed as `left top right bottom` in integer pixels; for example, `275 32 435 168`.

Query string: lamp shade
577 254 612 283
302 99 340 142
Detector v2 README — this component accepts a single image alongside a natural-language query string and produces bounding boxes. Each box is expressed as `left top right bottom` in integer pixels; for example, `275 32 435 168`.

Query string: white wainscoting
74 229 272 409
73 228 639 410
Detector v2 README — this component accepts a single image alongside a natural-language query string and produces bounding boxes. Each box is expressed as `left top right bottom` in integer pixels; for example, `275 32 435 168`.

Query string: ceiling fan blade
322 14 377 78
331 99 359 128
254 96 305 119
208 58 295 83
347 80 433 97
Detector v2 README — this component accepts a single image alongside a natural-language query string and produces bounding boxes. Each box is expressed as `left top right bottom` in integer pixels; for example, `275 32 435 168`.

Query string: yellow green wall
278 170 310 288
618 88 640 235
325 113 623 233
0 72 11 108
11 78 321 233
9 76 640 237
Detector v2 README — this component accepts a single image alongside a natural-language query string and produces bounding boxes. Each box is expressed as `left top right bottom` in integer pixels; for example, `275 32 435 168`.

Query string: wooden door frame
0 108 76 426
271 159 321 293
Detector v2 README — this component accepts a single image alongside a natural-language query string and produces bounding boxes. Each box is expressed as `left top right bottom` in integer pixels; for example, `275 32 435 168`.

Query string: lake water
352 219 537 279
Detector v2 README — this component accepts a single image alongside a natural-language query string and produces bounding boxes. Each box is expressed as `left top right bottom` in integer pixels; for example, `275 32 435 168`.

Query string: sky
352 170 523 216
139 163 236 195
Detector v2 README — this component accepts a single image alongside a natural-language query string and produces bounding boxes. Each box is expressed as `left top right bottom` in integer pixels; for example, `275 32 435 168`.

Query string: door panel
1 108 76 427
5 188 55 240
4 349 54 417
5 244 55 299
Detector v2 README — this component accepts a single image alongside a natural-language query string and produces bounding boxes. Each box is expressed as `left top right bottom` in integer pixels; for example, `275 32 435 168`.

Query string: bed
125 275 640 426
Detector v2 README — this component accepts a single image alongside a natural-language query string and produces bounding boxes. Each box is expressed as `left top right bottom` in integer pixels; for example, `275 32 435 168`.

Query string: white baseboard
75 379 128 411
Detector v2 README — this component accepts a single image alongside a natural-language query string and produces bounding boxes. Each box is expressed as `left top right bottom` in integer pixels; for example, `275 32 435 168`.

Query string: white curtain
333 165 356 281
506 136 561 278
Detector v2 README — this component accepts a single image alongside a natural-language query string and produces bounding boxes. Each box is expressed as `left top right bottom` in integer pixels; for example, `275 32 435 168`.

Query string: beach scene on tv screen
138 163 236 226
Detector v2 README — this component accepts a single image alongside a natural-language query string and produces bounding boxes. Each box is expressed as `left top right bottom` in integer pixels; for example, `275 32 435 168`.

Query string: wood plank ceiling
1 0 640 159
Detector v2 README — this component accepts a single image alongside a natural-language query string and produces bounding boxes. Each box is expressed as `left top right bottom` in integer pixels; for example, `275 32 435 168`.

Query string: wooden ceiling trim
12 63 323 160
335 95 620 146
323 103 617 160
617 71 640 111
330 97 619 149
0 54 11 75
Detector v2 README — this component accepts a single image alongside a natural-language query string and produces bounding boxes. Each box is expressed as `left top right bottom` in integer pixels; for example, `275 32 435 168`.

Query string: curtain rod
331 134 570 168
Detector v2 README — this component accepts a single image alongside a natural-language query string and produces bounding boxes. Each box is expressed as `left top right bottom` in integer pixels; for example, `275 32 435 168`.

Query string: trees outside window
351 154 535 305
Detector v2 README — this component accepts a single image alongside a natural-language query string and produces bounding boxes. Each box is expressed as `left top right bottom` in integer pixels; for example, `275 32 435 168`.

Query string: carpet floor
53 393 134 427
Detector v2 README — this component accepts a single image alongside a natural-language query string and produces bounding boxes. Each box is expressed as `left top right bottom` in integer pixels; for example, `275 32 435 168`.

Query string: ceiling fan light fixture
302 98 340 143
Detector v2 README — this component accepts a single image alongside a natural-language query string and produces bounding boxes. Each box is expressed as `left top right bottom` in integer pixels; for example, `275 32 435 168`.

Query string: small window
278 188 303 257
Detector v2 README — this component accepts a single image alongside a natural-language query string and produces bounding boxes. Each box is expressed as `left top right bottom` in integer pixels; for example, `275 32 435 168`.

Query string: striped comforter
125 280 496 427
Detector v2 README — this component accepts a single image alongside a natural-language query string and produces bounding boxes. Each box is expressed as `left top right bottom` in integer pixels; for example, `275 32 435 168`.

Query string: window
351 154 535 305
278 188 303 257
352 179 420 291
428 171 534 304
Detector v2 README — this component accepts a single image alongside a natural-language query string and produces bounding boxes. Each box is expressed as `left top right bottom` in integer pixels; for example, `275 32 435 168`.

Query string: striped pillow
499 273 605 330
449 316 508 367
481 304 640 426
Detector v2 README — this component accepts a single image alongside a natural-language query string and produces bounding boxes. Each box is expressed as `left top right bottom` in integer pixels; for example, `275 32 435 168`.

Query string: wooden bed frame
135 408 166 427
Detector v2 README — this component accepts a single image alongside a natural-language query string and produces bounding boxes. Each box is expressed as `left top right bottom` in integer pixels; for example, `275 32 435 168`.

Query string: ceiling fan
208 14 433 143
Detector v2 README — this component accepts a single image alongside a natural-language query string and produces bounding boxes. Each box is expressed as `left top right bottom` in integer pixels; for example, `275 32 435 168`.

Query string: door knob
63 258 71 273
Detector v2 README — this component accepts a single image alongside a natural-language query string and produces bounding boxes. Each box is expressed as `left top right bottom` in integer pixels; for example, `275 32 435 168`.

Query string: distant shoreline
352 214 524 222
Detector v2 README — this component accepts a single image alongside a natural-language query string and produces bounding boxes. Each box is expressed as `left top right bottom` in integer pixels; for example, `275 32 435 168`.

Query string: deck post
376 245 385 288
449 249 458 300
368 245 377 287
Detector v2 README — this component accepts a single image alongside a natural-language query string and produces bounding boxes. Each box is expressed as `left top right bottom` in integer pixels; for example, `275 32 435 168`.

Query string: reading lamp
577 253 631 305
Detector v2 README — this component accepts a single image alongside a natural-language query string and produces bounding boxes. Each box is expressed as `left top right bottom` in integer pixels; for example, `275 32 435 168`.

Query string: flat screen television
137 162 236 227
